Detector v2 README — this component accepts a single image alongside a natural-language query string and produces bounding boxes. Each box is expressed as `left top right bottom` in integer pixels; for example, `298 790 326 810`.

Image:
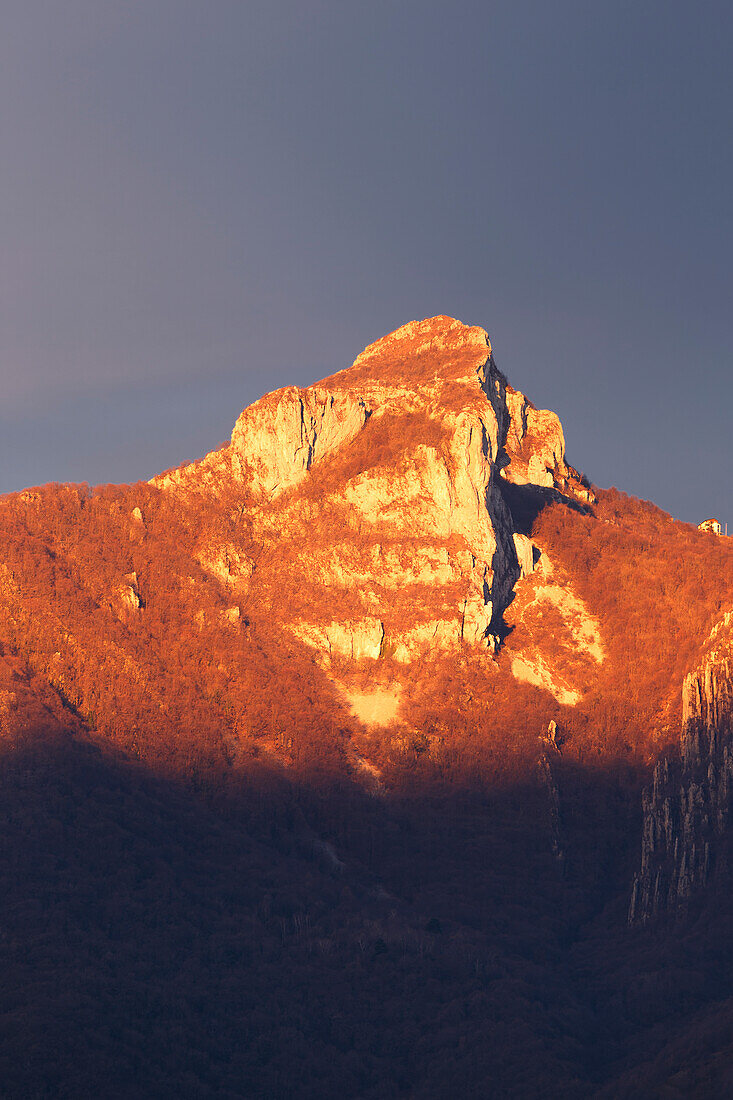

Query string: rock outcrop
504 550 604 705
537 753 563 862
629 613 733 923
289 618 385 661
230 387 370 497
112 572 143 618
513 533 536 579
503 388 593 501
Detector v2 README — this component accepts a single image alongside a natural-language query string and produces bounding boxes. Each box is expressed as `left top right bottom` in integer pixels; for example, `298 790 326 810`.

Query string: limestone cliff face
230 387 370 497
629 613 733 923
503 388 593 501
153 388 369 497
504 550 604 706
155 316 589 668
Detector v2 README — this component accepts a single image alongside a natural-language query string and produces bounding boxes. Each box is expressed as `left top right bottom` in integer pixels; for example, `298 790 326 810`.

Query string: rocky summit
156 316 593 687
2 317 733 1098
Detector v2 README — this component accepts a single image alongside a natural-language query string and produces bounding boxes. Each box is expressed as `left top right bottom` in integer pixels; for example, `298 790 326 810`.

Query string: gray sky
2 1 731 522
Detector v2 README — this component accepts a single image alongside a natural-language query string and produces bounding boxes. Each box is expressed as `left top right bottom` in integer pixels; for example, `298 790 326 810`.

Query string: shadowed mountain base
1 725 732 1098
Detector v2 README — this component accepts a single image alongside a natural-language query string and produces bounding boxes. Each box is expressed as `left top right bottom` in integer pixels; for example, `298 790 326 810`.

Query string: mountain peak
152 318 594 699
348 314 490 374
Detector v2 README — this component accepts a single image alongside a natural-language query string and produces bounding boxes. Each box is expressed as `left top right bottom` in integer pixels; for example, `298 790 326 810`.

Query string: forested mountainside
1 316 733 1097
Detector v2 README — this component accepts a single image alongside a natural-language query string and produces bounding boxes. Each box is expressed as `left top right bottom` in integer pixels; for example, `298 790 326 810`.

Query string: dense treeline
1 706 732 1096
0 481 351 785
534 488 733 753
5 477 726 792
1 479 733 1095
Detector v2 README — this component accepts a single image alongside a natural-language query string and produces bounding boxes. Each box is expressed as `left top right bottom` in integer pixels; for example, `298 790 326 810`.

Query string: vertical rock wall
629 623 733 923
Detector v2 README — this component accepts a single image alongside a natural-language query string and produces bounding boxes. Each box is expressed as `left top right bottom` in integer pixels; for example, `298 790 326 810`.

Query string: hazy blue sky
2 1 731 522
